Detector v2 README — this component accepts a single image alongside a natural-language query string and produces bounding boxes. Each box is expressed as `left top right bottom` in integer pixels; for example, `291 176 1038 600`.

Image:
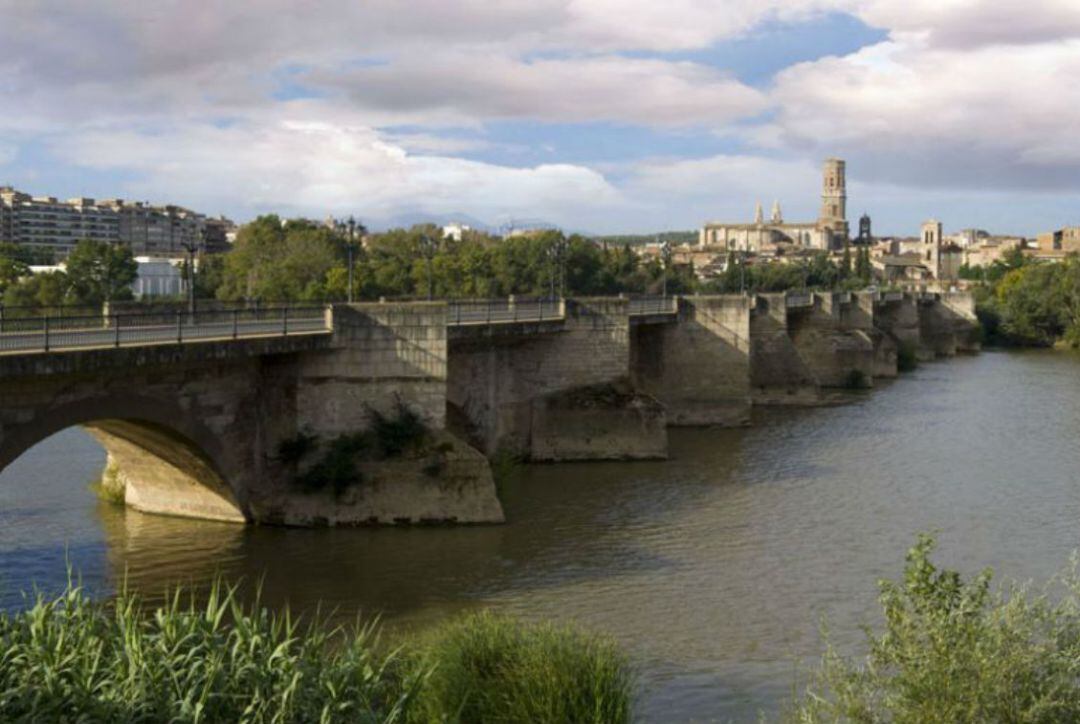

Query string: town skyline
2 2 1078 236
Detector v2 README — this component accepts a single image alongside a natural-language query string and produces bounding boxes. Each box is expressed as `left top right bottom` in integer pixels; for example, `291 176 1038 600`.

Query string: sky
1 1 1078 236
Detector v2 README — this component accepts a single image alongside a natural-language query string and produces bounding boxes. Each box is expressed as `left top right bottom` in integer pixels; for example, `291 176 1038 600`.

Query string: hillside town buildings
0 186 233 260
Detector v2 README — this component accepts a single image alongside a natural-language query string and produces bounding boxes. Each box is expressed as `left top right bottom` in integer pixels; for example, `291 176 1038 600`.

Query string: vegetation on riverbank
0 578 634 723
789 535 1080 722
968 249 1080 347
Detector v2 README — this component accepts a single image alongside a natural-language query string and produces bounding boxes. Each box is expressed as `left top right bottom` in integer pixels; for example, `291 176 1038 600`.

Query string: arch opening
0 396 248 524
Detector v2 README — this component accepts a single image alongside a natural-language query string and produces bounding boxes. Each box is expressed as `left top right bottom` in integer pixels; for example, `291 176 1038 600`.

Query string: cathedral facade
698 158 850 252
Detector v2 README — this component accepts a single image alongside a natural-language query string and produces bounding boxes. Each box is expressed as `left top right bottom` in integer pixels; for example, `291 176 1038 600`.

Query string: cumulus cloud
50 120 623 225
761 32 1080 190
3 0 1080 231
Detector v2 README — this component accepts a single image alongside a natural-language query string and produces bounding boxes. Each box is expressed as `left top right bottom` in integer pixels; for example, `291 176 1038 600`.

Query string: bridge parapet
0 306 329 356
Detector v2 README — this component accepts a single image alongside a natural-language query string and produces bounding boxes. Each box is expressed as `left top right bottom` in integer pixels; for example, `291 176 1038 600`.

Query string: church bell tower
819 158 849 243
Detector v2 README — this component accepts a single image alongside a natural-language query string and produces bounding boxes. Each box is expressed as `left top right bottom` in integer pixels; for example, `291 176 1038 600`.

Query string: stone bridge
0 292 978 526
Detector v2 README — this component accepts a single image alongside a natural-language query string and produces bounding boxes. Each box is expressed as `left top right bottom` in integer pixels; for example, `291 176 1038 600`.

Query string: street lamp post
659 240 672 298
548 237 568 299
420 234 437 301
335 216 362 303
180 231 202 317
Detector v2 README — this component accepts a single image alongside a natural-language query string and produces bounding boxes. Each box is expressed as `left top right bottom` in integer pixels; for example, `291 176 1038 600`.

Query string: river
3 349 1080 720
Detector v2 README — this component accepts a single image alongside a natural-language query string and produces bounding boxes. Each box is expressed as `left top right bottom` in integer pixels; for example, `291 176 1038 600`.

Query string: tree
217 216 344 302
840 242 852 280
64 240 138 305
3 271 68 309
0 244 30 298
855 246 873 282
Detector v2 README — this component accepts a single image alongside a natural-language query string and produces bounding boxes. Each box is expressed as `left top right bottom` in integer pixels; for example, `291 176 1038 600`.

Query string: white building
132 257 185 298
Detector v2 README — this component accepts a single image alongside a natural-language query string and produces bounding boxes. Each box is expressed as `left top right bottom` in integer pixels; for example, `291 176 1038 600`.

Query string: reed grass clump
0 579 423 723
403 611 634 724
0 580 635 723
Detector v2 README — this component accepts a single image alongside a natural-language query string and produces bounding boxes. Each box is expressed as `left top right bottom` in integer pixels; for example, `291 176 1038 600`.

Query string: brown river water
3 349 1080 721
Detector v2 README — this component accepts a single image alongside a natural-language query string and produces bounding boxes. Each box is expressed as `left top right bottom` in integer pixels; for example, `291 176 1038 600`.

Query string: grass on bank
0 577 633 723
788 535 1080 723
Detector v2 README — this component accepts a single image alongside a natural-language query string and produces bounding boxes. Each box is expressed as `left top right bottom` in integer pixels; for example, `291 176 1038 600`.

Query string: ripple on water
4 350 1080 719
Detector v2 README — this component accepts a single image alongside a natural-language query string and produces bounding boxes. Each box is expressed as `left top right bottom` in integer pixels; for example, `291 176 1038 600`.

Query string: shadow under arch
0 394 248 523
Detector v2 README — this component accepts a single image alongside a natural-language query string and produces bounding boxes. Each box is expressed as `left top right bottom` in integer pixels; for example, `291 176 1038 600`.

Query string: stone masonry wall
630 295 752 426
294 303 448 437
749 294 820 404
447 298 667 459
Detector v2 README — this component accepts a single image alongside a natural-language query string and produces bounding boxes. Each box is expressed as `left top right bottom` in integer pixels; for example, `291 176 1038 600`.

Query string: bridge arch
0 394 248 523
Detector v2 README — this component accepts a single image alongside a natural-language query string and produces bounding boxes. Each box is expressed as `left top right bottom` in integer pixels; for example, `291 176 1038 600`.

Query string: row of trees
207 217 699 303
0 241 138 309
703 245 874 294
206 216 879 303
0 216 886 311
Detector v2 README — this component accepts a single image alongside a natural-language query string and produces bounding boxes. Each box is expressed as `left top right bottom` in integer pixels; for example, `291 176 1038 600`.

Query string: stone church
698 158 851 252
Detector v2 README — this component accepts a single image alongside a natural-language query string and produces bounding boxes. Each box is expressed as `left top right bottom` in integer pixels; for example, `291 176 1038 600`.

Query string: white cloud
762 33 1080 189
52 120 624 225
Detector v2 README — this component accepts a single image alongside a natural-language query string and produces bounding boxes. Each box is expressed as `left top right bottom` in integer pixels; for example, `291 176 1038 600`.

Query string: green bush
404 612 634 724
789 535 1080 723
368 400 429 458
295 432 367 497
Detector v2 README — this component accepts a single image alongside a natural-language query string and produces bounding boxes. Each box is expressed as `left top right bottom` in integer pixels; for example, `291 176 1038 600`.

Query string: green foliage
295 432 368 498
368 400 429 458
971 254 1080 347
703 252 846 294
403 611 634 724
290 403 431 496
64 239 139 305
789 535 1080 723
217 216 345 302
489 447 524 493
0 577 633 724
193 252 227 299
2 270 68 308
0 578 423 723
87 459 125 505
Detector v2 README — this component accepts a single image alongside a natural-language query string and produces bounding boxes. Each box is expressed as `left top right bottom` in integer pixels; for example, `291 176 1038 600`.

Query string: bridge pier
630 295 752 426
873 292 922 365
749 294 820 404
447 298 667 461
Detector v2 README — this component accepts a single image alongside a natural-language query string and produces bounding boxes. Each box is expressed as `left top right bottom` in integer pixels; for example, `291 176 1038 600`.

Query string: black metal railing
627 296 678 316
0 306 330 354
446 298 564 325
785 292 814 308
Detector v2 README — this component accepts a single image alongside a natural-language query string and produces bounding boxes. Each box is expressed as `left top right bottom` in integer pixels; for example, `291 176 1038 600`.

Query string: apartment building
0 186 232 260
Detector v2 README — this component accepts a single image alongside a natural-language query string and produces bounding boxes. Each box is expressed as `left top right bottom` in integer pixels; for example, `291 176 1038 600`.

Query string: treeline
210 217 871 301
969 247 1080 346
0 216 882 310
0 241 138 308
703 245 874 294
209 217 698 302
